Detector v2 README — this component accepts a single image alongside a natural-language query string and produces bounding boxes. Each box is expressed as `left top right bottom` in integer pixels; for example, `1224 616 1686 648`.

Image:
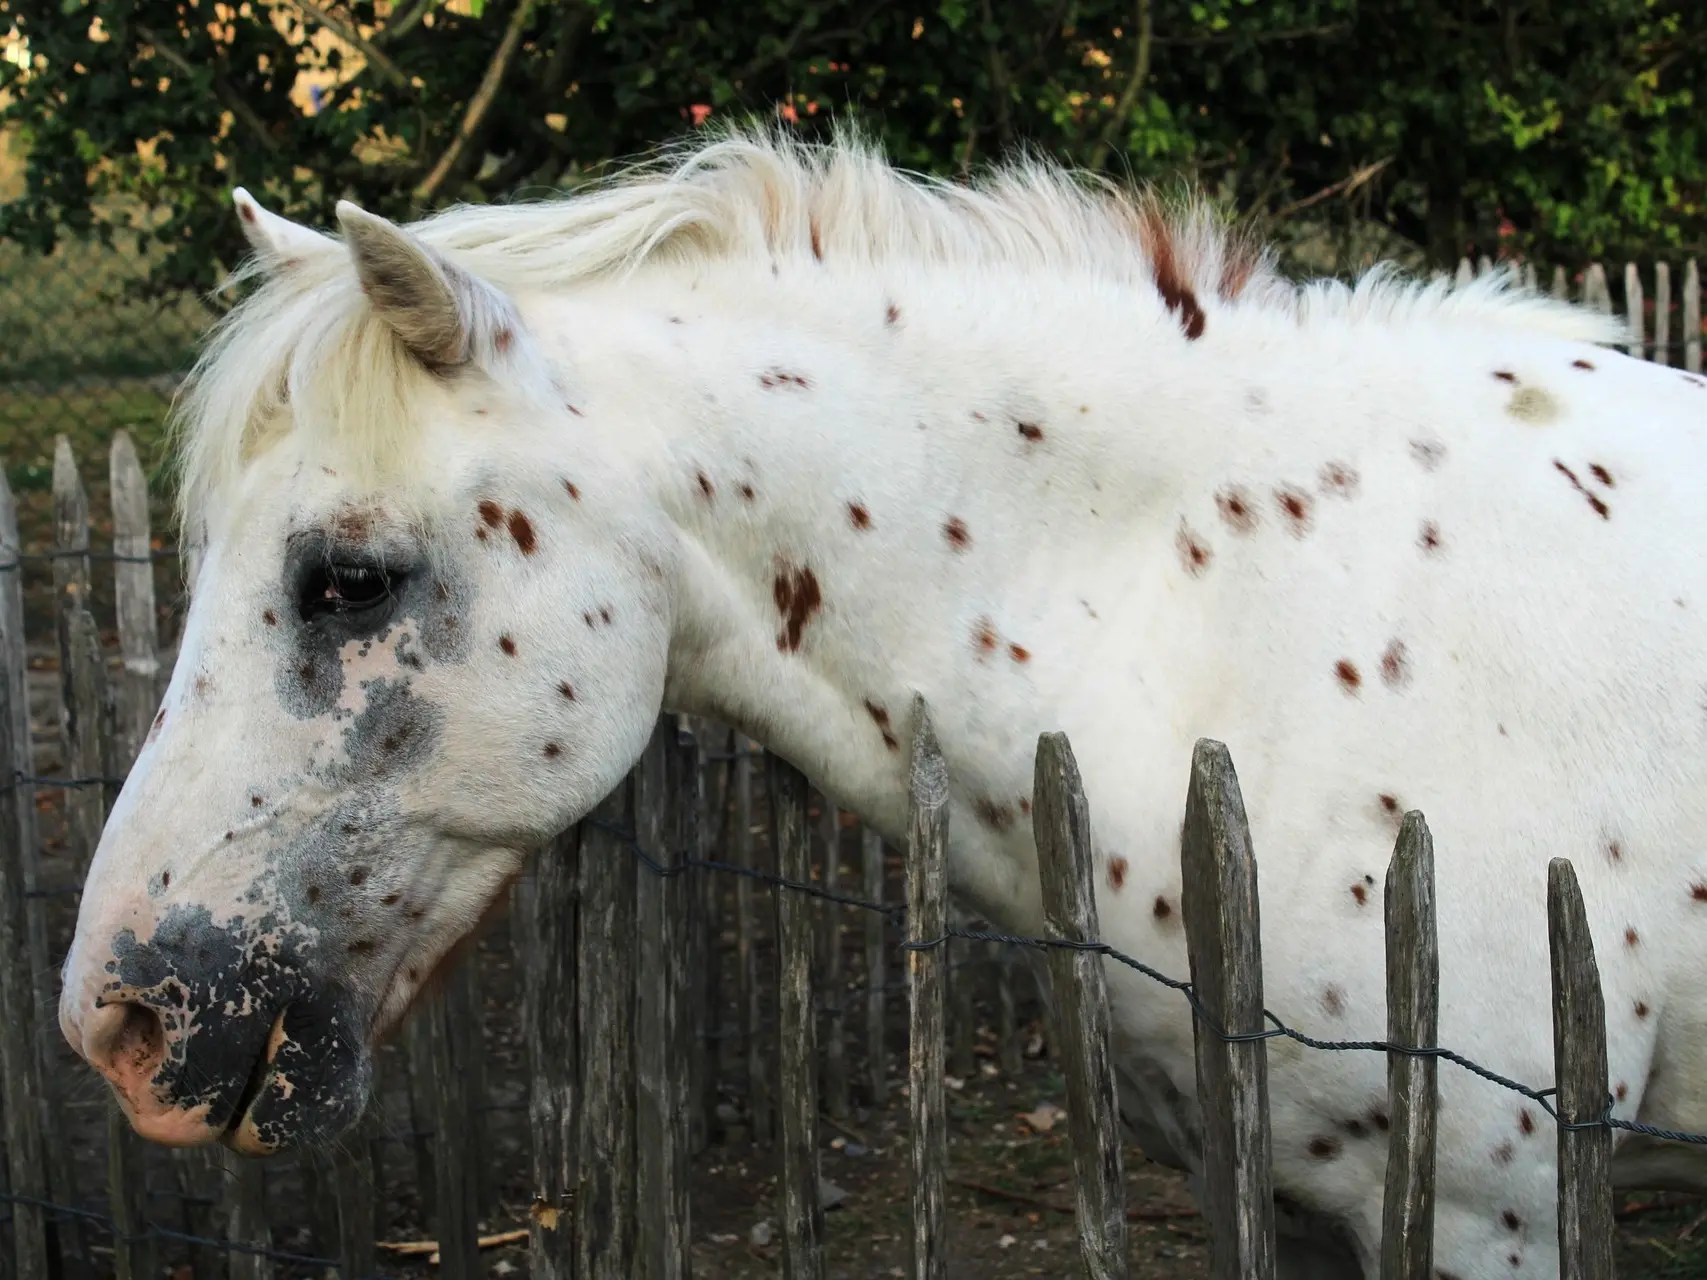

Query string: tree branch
1270 155 1393 220
375 0 440 45
414 0 536 202
1088 0 1152 172
286 0 412 90
135 25 279 153
1151 22 1350 47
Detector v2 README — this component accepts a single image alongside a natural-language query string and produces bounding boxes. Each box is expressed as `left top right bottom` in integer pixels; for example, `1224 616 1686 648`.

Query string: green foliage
0 0 1703 295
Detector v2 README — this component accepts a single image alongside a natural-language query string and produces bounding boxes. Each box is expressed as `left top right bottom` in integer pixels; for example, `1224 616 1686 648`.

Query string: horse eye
300 563 393 622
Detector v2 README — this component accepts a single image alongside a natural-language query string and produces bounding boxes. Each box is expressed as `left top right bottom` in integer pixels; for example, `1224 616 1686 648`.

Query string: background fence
2 253 1707 1280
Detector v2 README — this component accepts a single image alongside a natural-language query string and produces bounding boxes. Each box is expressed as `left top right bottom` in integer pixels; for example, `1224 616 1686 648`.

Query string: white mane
174 123 1622 530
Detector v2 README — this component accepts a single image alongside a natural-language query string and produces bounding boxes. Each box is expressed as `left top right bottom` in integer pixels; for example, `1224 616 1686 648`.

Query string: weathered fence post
770 753 825 1279
0 670 51 1280
948 916 977 1082
862 825 887 1108
0 470 57 1127
1685 259 1702 375
523 825 579 1280
220 1145 273 1280
1180 738 1276 1280
819 792 849 1120
418 960 485 1280
734 739 772 1145
1625 263 1645 359
1548 858 1614 1280
1583 263 1612 315
677 717 718 1151
66 604 156 1280
1381 812 1438 1280
635 721 692 1280
332 1113 379 1280
1032 732 1129 1279
1551 265 1568 300
994 944 1022 1080
110 432 162 750
576 776 638 1278
1654 263 1672 367
906 701 949 1280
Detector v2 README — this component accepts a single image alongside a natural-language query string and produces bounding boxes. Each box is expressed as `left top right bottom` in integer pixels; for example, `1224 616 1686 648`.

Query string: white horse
58 126 1707 1277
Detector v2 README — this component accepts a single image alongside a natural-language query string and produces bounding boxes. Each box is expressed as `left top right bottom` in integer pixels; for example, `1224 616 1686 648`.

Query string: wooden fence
1 260 1699 1279
1454 256 1703 373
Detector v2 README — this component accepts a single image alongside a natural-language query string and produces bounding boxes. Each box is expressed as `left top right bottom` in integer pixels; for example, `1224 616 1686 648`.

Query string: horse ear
231 188 329 270
334 200 483 370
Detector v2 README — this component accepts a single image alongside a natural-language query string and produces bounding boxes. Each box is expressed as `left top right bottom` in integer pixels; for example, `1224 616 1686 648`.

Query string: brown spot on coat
262 609 277 626
974 618 999 658
1572 358 1595 370
499 635 518 656
1322 985 1346 1017
1492 1141 1515 1165
1693 883 1707 902
1319 462 1359 497
1553 460 1611 519
506 510 537 554
1008 643 1030 663
1518 1109 1536 1135
1275 486 1313 535
1152 894 1171 919
1106 856 1128 890
1380 640 1410 689
1625 927 1640 947
558 682 575 700
759 368 812 390
1608 841 1622 862
772 563 823 653
976 799 1017 831
696 472 716 501
478 499 504 528
1307 1137 1341 1159
739 484 755 501
1502 1210 1522 1231
543 742 563 759
564 480 581 500
809 216 823 261
251 795 264 808
1419 521 1443 553
1616 1081 1628 1102
944 517 971 550
863 700 899 751
1494 370 1518 383
1017 421 1044 442
1215 486 1257 533
1351 883 1368 906
848 502 871 530
1635 1000 1650 1018
1176 521 1212 576
1588 463 1615 487
885 302 900 325
1335 659 1362 693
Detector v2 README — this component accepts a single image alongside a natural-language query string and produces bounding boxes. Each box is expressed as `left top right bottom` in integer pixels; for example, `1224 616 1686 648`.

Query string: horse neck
551 254 1208 866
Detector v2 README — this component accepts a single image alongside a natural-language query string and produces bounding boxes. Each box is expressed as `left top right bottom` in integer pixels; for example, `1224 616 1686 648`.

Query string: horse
58 125 1707 1277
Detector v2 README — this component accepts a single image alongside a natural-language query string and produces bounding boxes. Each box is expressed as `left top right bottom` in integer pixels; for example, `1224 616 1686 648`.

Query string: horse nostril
86 1001 168 1088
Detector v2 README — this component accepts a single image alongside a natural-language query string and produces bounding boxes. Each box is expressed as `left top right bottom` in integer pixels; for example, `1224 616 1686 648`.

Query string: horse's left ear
335 200 508 371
